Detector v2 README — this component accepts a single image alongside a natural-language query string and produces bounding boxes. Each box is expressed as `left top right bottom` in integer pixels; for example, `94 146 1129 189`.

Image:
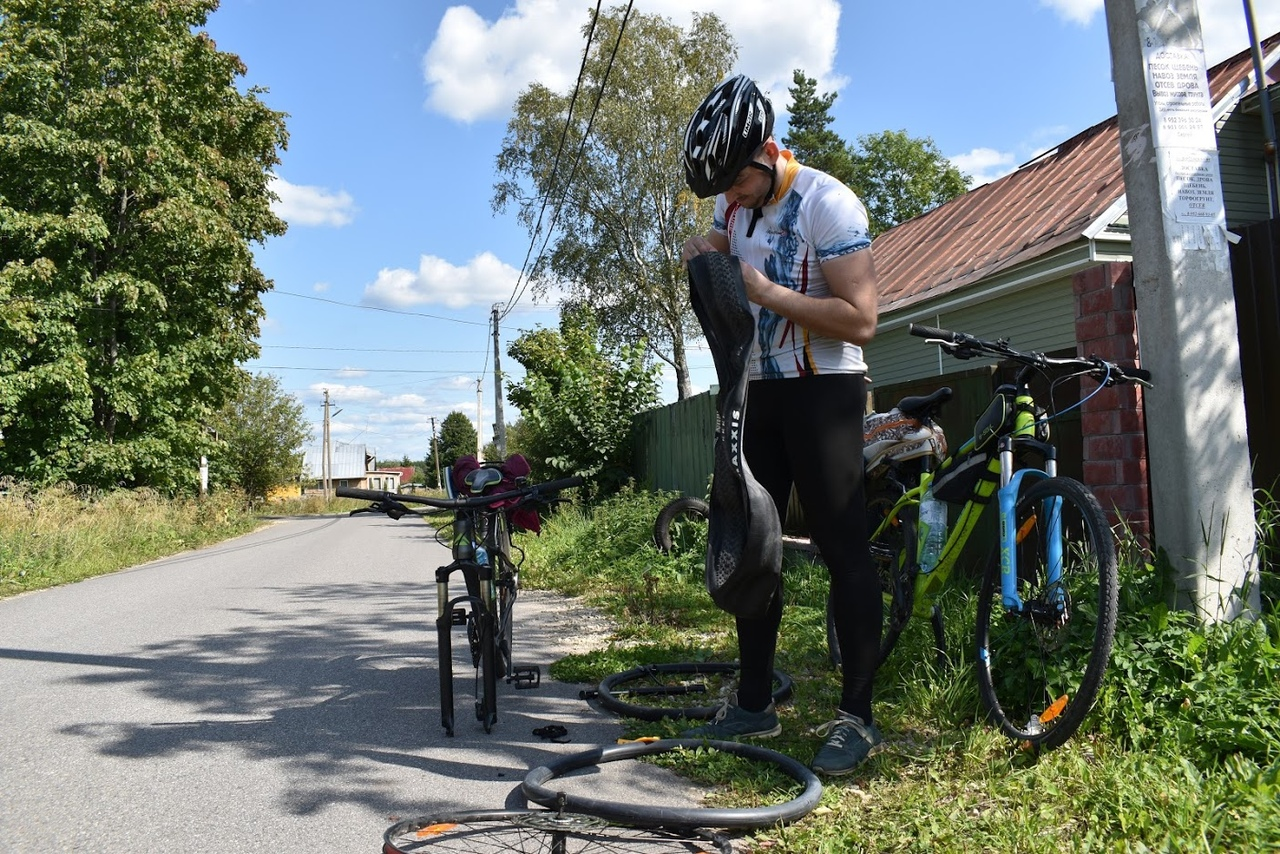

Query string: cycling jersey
712 151 873 379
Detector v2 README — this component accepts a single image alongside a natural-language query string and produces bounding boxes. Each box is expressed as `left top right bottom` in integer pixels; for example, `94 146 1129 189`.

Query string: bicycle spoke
976 477 1118 749
385 810 732 853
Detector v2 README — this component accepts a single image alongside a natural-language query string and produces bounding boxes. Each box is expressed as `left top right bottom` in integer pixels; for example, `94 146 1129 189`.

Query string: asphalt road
0 514 706 852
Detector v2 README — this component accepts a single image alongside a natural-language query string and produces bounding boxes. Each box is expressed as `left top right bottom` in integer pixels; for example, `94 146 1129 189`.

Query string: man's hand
681 233 723 263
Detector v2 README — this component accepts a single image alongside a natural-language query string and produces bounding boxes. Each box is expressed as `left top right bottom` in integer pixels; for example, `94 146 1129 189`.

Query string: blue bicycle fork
996 437 1061 612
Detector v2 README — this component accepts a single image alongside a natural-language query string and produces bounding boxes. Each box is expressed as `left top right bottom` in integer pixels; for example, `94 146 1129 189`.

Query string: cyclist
679 74 884 775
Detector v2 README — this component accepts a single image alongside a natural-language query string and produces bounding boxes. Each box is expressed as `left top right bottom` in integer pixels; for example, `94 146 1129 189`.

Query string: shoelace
813 716 868 747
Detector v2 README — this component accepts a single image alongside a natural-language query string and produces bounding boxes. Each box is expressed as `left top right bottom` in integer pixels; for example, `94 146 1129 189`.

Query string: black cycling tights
735 373 880 724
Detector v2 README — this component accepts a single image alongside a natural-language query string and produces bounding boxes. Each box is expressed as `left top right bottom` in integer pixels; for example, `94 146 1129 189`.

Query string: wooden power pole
492 304 508 459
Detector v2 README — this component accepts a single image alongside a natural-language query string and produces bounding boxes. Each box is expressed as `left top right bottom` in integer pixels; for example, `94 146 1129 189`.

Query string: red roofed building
863 34 1280 543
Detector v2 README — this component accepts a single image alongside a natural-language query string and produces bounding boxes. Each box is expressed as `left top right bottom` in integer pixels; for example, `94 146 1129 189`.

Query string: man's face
723 159 773 209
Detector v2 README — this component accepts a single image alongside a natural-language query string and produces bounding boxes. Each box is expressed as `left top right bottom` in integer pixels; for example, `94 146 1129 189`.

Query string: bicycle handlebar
907 322 1153 388
337 475 585 514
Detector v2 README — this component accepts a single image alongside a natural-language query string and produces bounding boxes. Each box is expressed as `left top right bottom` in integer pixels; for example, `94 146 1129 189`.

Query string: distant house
300 443 403 492
862 33 1280 541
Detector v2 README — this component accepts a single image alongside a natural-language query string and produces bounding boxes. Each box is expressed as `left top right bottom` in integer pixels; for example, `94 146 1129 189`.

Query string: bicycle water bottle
918 485 948 573
474 545 489 566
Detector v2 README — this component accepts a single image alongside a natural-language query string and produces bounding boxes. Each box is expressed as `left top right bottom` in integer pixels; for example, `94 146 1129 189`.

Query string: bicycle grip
909 322 958 342
336 486 389 502
536 475 586 494
1116 363 1153 384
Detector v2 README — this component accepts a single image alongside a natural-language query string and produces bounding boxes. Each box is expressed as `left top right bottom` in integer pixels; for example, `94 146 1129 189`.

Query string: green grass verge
517 485 1280 853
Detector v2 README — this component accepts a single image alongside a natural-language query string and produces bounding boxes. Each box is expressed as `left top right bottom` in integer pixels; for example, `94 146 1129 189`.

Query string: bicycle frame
874 380 1062 620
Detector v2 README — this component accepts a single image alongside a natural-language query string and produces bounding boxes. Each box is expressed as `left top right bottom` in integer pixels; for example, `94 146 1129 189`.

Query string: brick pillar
1073 262 1151 545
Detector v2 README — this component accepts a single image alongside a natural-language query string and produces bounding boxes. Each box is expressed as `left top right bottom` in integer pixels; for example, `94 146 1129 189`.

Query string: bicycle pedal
510 665 541 688
450 608 468 626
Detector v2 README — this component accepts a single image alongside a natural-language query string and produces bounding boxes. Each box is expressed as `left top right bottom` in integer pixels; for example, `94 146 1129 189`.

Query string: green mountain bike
850 322 1152 749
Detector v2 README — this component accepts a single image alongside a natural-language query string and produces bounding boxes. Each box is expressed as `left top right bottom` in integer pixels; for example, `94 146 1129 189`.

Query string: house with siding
861 33 1280 542
300 442 403 492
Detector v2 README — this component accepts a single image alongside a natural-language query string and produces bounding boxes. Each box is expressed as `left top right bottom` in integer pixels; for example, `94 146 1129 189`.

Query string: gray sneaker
810 713 885 775
680 692 781 739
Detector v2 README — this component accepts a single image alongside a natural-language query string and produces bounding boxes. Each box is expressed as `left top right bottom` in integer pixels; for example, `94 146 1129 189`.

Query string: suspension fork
436 560 493 736
996 435 1059 611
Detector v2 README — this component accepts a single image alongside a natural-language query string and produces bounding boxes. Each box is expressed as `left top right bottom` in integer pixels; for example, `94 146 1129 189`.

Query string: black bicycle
339 468 582 736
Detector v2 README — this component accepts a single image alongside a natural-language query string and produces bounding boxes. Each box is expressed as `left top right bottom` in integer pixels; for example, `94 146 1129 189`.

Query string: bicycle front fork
436 561 496 737
996 437 1060 613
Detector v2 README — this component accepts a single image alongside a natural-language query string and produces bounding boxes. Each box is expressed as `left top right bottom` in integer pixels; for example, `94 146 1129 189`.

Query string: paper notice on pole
1142 45 1216 150
1157 147 1227 225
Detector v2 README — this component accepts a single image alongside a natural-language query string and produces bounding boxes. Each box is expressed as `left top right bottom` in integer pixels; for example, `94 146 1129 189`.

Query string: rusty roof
872 32 1279 314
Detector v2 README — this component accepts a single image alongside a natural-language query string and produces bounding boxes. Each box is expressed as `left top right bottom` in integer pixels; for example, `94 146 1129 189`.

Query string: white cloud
949 147 1019 187
270 175 357 227
1040 0 1280 64
424 0 843 122
363 251 522 309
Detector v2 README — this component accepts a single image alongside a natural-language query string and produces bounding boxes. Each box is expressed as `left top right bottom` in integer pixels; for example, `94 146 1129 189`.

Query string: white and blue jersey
713 151 873 379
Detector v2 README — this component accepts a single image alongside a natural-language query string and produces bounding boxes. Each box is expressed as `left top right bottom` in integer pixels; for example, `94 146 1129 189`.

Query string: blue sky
201 0 1279 465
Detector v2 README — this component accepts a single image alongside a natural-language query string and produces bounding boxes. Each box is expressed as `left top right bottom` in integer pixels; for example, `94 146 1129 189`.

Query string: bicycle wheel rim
522 739 822 829
975 477 1118 749
596 663 793 721
653 497 709 554
384 809 732 853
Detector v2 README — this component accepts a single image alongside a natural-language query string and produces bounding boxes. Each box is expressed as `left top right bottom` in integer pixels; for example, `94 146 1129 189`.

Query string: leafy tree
0 0 287 490
208 373 310 500
482 418 528 463
850 130 970 236
506 307 660 493
493 8 734 401
783 70 856 188
782 71 968 237
433 411 478 475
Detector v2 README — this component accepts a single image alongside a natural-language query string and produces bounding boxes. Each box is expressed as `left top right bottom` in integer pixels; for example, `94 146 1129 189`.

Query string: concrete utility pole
430 416 442 489
322 389 332 502
491 304 508 459
475 378 483 460
1103 0 1259 620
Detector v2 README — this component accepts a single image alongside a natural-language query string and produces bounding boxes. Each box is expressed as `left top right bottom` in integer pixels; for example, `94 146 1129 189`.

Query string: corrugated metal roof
301 443 368 480
871 33 1278 314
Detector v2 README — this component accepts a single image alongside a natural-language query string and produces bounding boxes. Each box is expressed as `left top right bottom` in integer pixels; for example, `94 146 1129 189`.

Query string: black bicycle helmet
683 74 775 199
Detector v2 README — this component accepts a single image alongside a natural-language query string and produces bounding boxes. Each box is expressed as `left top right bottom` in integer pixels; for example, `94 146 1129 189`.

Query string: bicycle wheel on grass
384 809 732 853
522 739 822 829
594 662 793 722
975 476 1118 750
653 497 709 555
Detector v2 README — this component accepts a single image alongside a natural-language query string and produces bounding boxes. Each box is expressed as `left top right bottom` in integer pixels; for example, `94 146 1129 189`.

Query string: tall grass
0 482 262 597
518 486 1280 852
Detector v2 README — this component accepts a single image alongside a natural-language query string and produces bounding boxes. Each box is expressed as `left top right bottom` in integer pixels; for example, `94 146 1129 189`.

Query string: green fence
631 389 717 498
630 364 1077 557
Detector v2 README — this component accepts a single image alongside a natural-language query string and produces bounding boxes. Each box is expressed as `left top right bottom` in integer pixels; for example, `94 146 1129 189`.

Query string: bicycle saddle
687 252 781 619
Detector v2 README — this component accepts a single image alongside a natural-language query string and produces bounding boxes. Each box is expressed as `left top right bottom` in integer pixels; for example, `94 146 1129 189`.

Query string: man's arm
741 248 879 346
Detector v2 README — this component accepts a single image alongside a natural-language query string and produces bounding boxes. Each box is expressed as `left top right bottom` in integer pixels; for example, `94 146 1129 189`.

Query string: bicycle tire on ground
653 497 709 554
383 809 732 853
975 476 1118 750
522 739 822 829
595 662 793 722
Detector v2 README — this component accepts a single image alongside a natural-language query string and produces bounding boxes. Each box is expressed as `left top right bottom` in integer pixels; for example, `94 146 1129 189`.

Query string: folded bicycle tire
687 252 781 619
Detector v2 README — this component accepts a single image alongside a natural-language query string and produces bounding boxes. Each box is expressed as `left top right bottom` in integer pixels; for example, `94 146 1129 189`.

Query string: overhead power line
507 0 635 320
262 344 486 354
498 0 605 321
270 289 488 326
